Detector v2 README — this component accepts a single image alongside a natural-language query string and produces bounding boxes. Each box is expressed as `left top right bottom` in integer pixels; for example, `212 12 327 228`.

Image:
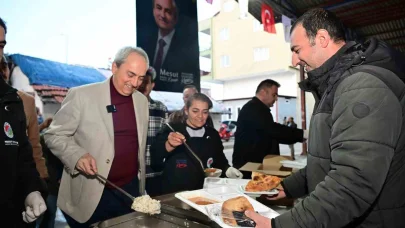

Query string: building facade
199 0 315 127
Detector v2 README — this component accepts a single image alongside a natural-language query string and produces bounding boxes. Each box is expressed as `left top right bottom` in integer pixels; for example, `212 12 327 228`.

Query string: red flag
206 0 213 4
261 3 276 34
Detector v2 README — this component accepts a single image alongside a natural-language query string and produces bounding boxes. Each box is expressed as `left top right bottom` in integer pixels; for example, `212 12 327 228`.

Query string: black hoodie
0 79 46 226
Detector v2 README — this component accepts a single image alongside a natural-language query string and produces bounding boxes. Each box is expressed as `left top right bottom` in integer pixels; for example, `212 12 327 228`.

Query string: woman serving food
151 93 242 194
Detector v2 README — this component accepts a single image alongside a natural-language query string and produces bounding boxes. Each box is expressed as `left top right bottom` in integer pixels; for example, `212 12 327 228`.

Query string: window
236 106 242 119
201 88 211 97
223 1 234 12
253 20 262 32
227 107 232 120
220 55 230 68
253 47 269 62
219 28 229 41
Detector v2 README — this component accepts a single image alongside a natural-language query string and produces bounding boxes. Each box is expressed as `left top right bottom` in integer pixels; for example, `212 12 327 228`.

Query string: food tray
175 190 223 214
225 179 250 186
205 186 240 195
203 177 227 189
175 188 278 228
203 178 250 189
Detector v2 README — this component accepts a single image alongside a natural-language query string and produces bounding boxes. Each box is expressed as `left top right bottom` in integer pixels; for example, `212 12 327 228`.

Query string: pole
65 35 69 64
300 65 307 155
61 33 69 64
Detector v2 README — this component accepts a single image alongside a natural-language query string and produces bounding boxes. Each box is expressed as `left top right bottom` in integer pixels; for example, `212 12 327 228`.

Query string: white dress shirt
153 29 176 66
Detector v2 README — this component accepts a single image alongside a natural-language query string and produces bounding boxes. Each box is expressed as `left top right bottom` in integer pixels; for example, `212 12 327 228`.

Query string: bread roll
221 196 254 226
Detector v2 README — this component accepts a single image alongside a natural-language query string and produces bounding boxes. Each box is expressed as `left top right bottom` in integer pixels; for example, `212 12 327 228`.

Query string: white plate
225 179 250 186
239 185 279 197
203 177 227 189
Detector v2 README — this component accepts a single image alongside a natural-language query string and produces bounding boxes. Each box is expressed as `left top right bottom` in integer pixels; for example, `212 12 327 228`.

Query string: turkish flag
261 3 276 34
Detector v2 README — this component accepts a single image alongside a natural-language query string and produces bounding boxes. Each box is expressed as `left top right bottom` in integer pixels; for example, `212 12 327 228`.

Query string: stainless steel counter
91 194 221 228
91 193 293 227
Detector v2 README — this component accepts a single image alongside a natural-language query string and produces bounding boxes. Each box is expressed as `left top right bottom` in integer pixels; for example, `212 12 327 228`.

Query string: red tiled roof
32 85 69 104
40 90 68 96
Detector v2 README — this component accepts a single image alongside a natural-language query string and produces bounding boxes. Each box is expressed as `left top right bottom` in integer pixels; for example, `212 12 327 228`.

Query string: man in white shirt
139 0 200 92
152 0 178 69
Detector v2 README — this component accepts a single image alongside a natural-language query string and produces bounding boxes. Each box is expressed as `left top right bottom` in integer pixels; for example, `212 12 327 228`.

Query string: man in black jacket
247 8 405 228
232 79 306 178
0 64 47 226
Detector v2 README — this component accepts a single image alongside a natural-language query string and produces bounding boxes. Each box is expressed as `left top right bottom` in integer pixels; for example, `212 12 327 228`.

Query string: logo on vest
176 159 187 168
207 157 214 168
4 122 14 138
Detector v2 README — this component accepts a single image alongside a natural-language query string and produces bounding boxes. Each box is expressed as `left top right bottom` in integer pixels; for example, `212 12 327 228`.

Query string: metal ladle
96 173 135 201
165 123 205 172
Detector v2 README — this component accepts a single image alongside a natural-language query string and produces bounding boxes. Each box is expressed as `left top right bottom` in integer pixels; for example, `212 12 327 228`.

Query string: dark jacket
140 23 200 92
287 121 297 129
40 134 63 195
232 97 303 172
276 39 405 228
151 123 230 194
0 79 46 226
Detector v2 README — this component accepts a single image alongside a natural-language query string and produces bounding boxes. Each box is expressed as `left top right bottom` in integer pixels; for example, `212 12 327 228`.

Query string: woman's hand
165 132 186 152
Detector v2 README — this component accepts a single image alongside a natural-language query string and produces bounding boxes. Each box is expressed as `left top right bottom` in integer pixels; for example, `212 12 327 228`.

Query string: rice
131 195 161 215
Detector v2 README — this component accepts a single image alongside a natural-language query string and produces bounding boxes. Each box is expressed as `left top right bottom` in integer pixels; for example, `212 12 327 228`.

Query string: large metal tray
91 193 221 228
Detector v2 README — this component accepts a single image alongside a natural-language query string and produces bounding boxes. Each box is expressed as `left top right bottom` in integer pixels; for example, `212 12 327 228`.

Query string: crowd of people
1 4 405 228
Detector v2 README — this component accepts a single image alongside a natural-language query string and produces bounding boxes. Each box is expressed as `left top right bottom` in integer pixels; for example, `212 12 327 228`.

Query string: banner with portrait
136 0 200 92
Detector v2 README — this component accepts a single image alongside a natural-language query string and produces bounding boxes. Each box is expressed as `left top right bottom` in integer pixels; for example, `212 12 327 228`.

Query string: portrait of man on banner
136 0 200 93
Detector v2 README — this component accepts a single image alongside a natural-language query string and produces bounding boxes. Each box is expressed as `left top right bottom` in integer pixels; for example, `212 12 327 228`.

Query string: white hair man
45 46 150 227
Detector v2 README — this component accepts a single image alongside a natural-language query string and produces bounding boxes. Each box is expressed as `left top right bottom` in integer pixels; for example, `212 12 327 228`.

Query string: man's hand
165 132 185 152
22 191 47 223
39 117 53 132
76 153 98 175
303 130 309 140
245 210 272 228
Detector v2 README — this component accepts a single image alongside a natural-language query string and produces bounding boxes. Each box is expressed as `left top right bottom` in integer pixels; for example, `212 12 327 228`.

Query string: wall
211 0 292 80
222 97 286 123
222 70 298 100
221 98 250 121
277 97 297 124
201 80 224 101
211 113 222 130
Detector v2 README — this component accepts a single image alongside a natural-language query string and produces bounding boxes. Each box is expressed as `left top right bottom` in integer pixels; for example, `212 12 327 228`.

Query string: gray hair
152 0 179 21
114 46 149 68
